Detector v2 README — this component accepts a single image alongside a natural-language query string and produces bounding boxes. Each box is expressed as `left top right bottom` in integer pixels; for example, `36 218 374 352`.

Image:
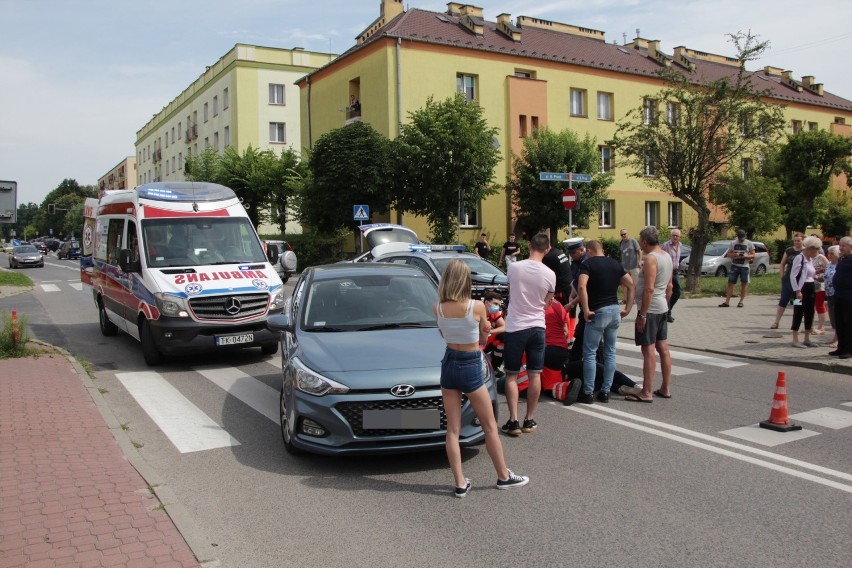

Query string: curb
42 341 222 568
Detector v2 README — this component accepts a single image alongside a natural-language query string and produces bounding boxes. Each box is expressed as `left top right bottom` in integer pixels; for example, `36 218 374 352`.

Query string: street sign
0 180 17 224
539 172 592 183
353 205 369 221
562 188 577 210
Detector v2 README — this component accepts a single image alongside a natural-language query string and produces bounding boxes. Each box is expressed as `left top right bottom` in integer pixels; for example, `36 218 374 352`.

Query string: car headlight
154 292 189 317
292 357 350 396
270 290 284 309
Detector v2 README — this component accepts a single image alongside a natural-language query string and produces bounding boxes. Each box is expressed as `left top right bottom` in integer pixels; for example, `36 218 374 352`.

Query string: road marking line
565 404 852 493
39 284 61 292
193 365 279 423
116 372 239 453
616 354 702 375
267 356 282 369
68 282 83 291
788 407 852 429
617 342 748 368
563 402 852 482
719 425 820 446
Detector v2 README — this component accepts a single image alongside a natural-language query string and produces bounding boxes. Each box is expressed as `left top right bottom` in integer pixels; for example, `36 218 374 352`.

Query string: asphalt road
2 254 850 567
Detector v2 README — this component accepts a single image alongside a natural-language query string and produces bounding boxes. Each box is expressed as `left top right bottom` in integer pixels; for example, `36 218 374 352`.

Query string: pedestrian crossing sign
353 205 369 221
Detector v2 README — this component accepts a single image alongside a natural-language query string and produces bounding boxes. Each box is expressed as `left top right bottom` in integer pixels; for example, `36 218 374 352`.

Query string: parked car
0 241 14 253
8 245 45 268
679 240 770 277
266 263 497 455
44 238 62 252
265 240 297 283
32 240 48 255
351 223 421 263
57 240 81 260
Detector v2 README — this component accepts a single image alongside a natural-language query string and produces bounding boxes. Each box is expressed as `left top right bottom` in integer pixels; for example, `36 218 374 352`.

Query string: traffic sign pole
540 172 591 238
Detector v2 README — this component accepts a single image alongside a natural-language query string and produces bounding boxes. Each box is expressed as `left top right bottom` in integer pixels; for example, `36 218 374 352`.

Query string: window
643 98 658 125
739 114 750 137
835 116 846 125
758 117 768 140
171 127 175 145
791 120 802 134
456 74 477 102
270 122 286 143
644 155 657 177
269 84 285 105
172 157 176 174
570 88 587 117
600 146 613 173
204 137 209 150
531 116 539 132
223 88 230 110
597 92 613 120
741 158 753 178
224 126 230 148
459 202 479 227
179 152 183 172
203 102 208 123
599 200 614 228
668 202 682 228
514 69 535 79
645 201 660 227
213 96 218 117
808 122 818 131
666 102 679 125
164 132 168 148
214 132 219 152
519 115 527 138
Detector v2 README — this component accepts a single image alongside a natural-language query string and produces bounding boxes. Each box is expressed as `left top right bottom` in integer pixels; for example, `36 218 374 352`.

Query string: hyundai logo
390 384 416 397
224 297 242 315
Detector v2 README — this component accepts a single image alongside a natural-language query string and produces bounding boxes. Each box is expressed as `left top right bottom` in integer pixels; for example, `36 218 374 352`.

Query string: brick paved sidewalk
0 353 200 568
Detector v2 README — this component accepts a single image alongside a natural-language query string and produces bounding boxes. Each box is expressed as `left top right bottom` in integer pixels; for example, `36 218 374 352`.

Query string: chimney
458 4 485 36
672 46 696 71
647 40 670 67
763 66 783 76
801 75 824 96
496 13 521 42
781 70 803 92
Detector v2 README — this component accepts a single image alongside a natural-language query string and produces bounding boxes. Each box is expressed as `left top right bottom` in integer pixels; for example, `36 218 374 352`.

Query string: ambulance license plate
216 333 254 346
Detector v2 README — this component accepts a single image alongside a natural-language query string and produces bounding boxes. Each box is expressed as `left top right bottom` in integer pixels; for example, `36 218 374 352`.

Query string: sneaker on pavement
454 478 472 498
521 418 537 433
666 314 675 323
501 419 522 436
595 392 609 403
577 392 595 405
563 379 583 406
618 385 642 397
496 469 530 490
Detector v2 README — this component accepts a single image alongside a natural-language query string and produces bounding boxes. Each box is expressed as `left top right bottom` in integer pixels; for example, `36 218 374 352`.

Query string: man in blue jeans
577 240 635 403
719 229 755 308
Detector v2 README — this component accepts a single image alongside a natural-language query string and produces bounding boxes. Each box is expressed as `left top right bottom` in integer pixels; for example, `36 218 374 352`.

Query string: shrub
0 311 30 359
260 232 348 269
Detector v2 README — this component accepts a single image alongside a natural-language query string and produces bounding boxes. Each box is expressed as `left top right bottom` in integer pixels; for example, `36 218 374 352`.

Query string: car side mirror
267 244 279 264
118 248 141 273
267 313 293 333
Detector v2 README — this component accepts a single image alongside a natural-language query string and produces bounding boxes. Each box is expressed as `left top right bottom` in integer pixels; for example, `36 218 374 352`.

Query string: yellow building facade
299 1 852 245
97 157 136 197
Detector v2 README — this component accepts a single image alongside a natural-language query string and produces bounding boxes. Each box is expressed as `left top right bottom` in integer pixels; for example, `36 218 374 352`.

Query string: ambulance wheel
261 343 278 355
139 318 163 366
98 298 118 336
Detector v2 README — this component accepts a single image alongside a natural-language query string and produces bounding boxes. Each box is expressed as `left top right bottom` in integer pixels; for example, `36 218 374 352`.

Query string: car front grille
337 395 468 437
188 292 269 321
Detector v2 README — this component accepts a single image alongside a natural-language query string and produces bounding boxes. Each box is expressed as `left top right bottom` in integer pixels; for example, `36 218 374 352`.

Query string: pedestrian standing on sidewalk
789 236 822 348
829 236 852 359
499 233 520 268
824 245 840 348
619 229 642 288
719 229 755 308
812 248 830 335
660 229 682 322
626 226 673 403
771 233 804 329
576 240 635 404
474 233 492 259
500 233 555 437
434 260 529 496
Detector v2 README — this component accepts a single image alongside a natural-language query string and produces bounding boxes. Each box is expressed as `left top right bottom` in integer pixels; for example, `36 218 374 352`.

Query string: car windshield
432 256 504 277
14 245 38 254
142 218 266 268
705 243 730 256
302 274 438 331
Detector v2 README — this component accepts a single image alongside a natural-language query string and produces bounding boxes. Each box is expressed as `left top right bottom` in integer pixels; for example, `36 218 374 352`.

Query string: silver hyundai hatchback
266 263 496 455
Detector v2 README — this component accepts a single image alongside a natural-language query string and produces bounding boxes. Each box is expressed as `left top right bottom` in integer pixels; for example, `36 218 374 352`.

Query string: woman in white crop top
434 260 529 496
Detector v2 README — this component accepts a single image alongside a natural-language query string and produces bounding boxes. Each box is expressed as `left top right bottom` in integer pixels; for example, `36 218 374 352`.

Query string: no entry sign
562 188 577 210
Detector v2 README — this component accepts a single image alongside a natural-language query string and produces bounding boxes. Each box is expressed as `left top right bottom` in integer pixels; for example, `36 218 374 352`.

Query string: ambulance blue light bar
136 182 236 202
409 244 467 252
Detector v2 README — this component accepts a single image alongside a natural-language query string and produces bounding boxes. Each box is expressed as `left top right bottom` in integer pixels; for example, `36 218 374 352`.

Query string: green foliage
507 128 613 244
710 172 784 238
772 239 791 263
0 311 30 359
600 237 621 261
259 232 348 268
815 189 852 238
394 94 502 243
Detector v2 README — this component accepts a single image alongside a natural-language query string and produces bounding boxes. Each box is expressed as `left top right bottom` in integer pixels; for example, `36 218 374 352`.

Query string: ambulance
82 182 286 365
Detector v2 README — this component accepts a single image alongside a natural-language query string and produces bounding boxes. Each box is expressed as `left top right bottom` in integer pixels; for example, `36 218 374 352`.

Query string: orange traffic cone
759 371 802 432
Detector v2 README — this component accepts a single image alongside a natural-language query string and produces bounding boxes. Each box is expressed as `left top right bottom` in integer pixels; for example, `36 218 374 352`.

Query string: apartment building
97 157 136 197
298 0 852 243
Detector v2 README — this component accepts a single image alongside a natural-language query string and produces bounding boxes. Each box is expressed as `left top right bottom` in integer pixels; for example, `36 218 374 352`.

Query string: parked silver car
679 240 770 277
266 263 496 455
8 245 45 268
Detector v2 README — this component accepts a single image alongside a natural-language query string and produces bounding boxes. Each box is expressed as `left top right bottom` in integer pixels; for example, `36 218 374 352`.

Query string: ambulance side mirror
118 249 141 274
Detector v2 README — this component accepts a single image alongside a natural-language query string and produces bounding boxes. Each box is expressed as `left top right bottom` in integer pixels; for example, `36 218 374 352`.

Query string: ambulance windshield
142 218 267 268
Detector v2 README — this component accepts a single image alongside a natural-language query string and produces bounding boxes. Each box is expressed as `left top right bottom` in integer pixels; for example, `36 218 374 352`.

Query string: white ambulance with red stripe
82 182 285 365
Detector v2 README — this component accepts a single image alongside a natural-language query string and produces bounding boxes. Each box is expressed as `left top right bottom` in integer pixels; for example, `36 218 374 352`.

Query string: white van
82 182 285 365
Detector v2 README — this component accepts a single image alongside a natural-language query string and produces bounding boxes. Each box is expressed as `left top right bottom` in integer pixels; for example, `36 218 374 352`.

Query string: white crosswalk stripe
616 342 747 368
193 365 279 423
39 283 61 292
615 354 702 376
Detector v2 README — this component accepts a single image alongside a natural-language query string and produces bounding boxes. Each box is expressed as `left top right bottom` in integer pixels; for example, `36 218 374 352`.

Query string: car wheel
98 298 118 337
280 386 302 455
715 266 728 278
754 263 767 276
261 343 278 355
139 318 163 366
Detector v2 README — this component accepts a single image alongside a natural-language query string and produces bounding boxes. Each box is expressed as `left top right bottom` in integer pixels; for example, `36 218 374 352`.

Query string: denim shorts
728 264 750 284
503 327 546 373
440 349 485 393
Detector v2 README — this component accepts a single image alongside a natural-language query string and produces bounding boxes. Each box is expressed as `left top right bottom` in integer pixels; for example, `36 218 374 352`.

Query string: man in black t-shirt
500 233 520 267
576 239 635 403
474 233 491 259
542 243 572 306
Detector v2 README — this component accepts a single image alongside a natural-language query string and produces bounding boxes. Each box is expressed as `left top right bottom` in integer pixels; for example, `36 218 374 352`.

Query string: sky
2 0 851 207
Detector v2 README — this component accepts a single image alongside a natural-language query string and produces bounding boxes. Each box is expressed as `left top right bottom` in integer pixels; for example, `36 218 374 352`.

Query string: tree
764 130 852 237
814 188 852 239
394 94 501 243
297 121 394 249
268 147 308 234
41 179 96 239
184 148 221 185
710 172 783 239
611 31 785 292
507 127 612 243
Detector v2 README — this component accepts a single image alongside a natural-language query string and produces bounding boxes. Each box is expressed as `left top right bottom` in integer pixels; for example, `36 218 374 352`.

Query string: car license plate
362 408 440 430
215 333 253 346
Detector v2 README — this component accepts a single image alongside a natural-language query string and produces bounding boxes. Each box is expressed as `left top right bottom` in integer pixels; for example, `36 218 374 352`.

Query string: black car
57 240 81 260
32 240 48 254
44 238 62 252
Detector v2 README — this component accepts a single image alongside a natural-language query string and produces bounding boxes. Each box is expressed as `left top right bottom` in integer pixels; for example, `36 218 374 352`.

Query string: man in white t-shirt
501 233 555 437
